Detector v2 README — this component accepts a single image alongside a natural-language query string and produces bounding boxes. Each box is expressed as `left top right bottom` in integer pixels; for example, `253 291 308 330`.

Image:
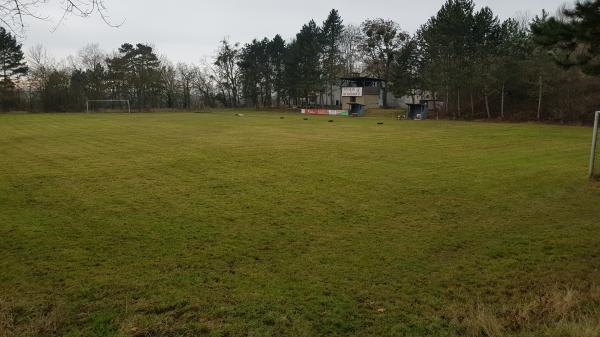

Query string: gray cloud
22 0 569 64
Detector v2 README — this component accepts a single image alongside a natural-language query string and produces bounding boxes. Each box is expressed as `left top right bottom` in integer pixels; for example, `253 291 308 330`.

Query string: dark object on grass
280 117 285 119
303 118 309 120
378 122 384 125
328 120 334 123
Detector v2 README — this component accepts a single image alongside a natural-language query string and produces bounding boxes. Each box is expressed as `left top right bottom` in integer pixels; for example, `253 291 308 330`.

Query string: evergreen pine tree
321 9 344 106
531 0 600 76
0 27 28 110
268 35 286 106
285 20 323 106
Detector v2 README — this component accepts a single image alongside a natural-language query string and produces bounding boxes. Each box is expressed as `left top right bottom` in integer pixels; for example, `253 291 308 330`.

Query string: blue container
347 103 366 117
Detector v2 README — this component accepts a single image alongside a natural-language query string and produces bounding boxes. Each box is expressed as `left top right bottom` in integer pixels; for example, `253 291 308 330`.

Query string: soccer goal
86 100 131 113
590 111 600 179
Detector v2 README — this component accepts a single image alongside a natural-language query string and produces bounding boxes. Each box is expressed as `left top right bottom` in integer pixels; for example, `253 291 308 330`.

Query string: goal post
86 100 131 113
590 111 600 179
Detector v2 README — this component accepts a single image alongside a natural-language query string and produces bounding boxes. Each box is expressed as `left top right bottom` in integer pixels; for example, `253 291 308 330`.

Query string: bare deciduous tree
340 24 364 75
214 39 240 107
0 0 119 33
361 19 409 108
177 63 195 109
77 43 106 70
27 44 54 90
194 61 218 109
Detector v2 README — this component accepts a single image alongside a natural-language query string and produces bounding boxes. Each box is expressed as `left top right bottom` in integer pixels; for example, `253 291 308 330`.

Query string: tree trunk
433 91 439 120
501 83 505 119
456 89 461 119
537 75 543 121
470 92 474 117
445 86 449 118
330 84 334 106
382 84 388 108
485 93 491 119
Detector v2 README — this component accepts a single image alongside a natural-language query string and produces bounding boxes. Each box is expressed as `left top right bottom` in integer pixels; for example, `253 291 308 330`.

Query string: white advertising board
342 87 363 97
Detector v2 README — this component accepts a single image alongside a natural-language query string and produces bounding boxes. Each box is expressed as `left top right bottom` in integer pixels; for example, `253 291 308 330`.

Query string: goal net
86 100 131 113
590 111 600 180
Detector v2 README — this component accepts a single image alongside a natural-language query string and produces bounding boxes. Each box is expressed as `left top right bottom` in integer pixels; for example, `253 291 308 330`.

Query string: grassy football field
1 112 599 337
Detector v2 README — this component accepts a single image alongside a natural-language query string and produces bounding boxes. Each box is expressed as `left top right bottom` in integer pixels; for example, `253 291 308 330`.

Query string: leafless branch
0 0 122 34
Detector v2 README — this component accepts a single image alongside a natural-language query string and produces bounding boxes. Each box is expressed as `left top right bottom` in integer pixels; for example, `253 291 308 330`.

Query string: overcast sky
21 0 569 64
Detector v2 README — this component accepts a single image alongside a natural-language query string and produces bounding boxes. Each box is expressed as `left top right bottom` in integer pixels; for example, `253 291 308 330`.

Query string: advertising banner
342 87 363 97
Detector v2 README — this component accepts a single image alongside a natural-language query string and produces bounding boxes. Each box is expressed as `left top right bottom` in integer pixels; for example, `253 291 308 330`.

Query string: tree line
1 0 600 122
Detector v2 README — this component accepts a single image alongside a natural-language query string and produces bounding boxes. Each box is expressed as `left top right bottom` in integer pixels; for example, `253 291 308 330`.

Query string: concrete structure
340 77 385 109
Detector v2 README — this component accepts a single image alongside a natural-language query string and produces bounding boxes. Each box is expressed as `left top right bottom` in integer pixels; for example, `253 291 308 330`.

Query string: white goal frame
590 111 600 179
86 100 131 113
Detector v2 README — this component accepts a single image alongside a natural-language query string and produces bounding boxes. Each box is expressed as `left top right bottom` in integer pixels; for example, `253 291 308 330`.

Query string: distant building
339 76 386 109
394 92 444 119
325 75 445 115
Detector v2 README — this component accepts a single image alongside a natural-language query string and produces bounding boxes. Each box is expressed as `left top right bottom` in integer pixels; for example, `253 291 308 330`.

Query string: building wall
390 92 438 108
335 85 441 109
334 81 450 110
341 95 380 109
361 95 380 108
336 85 404 109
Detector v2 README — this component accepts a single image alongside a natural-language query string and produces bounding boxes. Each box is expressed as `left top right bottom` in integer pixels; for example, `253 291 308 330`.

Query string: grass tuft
459 286 600 337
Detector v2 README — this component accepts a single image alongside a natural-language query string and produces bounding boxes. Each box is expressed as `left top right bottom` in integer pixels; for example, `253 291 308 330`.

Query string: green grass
1 112 599 337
